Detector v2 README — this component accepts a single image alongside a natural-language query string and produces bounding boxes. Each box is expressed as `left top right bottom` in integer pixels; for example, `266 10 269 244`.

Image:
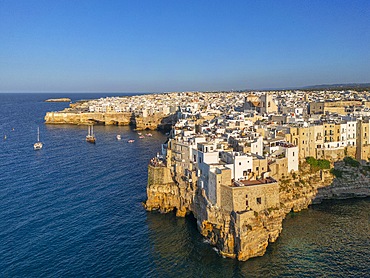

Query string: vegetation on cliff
305 156 330 171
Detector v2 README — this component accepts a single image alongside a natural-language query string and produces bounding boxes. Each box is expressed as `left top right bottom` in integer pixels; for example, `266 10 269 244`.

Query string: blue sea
0 93 369 277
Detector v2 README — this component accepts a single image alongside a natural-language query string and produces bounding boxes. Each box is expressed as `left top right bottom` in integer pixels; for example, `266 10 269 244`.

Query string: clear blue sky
0 0 369 92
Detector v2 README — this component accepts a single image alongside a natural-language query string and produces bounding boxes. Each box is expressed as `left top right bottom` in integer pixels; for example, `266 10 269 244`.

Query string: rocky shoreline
144 159 370 261
44 110 177 131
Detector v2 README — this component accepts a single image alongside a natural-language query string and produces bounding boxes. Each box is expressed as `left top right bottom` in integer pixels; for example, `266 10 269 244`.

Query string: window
246 200 249 207
293 151 295 156
256 197 262 205
239 162 241 166
256 167 259 171
243 170 248 176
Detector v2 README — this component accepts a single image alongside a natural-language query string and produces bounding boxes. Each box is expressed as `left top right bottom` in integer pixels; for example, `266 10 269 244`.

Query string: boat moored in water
86 125 96 143
116 135 121 140
127 139 135 143
34 127 43 150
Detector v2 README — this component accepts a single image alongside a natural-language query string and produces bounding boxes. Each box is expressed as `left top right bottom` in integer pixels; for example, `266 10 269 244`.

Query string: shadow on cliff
157 113 178 132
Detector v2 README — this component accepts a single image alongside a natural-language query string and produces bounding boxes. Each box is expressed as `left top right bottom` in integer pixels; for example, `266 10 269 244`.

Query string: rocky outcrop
45 98 71 102
192 191 285 260
44 111 132 125
313 161 370 204
145 159 370 261
45 110 177 130
134 113 177 131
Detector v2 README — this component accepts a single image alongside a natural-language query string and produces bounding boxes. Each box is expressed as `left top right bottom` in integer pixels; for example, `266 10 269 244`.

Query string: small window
239 162 241 166
256 167 259 171
256 197 262 205
246 200 249 207
245 194 248 198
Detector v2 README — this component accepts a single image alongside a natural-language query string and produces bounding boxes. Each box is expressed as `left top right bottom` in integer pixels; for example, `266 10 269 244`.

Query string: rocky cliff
45 111 177 130
44 111 132 125
313 161 370 204
144 159 370 261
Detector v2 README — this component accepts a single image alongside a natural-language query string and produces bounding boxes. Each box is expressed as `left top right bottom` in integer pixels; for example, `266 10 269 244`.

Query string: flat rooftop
233 177 276 187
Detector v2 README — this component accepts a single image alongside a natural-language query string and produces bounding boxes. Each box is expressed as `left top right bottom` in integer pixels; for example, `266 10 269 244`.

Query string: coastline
43 91 370 262
144 151 370 261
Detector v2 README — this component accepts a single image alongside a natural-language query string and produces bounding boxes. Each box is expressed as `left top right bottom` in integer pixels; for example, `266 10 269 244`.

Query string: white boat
34 127 43 150
116 135 121 140
146 133 152 137
86 125 96 143
127 139 135 143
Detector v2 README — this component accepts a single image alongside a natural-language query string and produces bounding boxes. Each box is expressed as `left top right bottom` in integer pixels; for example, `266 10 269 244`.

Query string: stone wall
220 182 279 213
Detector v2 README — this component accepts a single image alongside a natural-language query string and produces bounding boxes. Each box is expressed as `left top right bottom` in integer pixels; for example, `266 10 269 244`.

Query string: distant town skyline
0 0 369 93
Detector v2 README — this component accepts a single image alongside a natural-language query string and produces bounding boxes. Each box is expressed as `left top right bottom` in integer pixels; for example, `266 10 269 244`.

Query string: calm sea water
0 93 369 278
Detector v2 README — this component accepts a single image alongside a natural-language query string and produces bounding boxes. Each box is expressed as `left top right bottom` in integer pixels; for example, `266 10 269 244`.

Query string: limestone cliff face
134 113 177 131
145 163 285 260
44 112 132 125
278 164 334 213
191 191 285 260
145 160 370 261
144 165 196 217
313 161 370 203
45 111 176 131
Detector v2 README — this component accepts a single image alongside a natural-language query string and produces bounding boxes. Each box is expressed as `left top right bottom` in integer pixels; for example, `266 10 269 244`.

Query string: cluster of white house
156 89 370 212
